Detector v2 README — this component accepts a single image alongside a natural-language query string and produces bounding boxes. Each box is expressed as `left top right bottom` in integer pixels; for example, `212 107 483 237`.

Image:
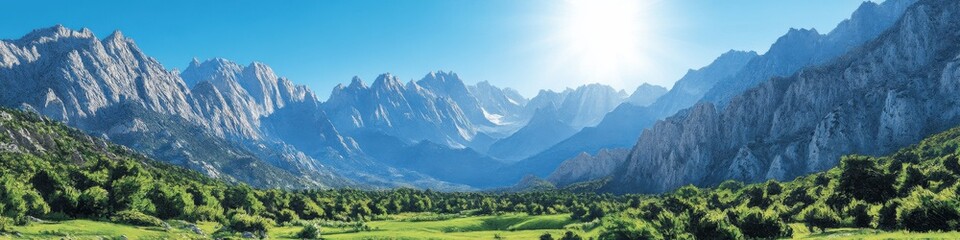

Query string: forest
3 107 960 239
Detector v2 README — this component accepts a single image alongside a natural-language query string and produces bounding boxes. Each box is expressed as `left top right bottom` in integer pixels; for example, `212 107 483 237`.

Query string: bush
539 232 554 240
111 210 165 227
227 212 274 233
559 231 583 240
598 217 661 240
801 203 840 232
845 200 873 228
296 224 321 239
0 216 12 232
837 156 895 203
897 188 960 231
689 209 743 240
277 209 300 225
78 186 109 217
731 207 791 239
877 201 900 230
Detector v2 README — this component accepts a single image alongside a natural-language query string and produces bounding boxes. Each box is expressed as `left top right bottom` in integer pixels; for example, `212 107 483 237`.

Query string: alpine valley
4 0 960 238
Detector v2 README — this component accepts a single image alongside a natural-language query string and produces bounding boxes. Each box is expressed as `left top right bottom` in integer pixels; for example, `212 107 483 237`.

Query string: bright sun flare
558 0 649 85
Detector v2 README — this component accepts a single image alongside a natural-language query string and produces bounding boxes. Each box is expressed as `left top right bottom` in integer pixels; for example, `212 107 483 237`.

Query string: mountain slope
626 83 667 107
607 0 960 193
546 148 629 187
0 26 477 190
487 105 578 161
700 0 918 105
514 0 915 184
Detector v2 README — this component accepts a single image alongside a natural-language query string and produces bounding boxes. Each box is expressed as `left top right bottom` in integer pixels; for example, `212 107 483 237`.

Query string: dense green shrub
78 186 109 217
877 201 900 230
844 199 872 228
838 156 896 203
111 210 164 227
559 231 583 240
227 212 275 233
0 216 12 232
296 223 321 239
731 207 791 239
276 209 299 225
801 203 840 232
897 188 960 231
598 217 661 240
689 209 743 240
539 232 554 240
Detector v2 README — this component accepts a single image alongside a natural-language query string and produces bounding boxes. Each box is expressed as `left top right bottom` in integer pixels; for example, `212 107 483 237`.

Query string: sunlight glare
559 0 648 85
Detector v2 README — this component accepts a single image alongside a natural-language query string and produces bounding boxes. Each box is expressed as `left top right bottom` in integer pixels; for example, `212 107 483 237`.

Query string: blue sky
1 0 871 99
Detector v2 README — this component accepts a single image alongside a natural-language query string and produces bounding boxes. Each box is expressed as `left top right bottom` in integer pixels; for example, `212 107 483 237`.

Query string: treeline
0 109 628 236
596 127 960 239
4 108 960 239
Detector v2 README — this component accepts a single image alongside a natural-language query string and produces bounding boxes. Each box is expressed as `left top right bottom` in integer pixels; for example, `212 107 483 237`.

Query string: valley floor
2 214 958 240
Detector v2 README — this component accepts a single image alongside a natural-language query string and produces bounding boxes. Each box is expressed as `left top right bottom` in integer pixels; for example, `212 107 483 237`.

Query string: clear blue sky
0 0 872 99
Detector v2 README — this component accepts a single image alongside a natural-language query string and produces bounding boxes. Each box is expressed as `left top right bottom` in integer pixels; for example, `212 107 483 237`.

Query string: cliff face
546 148 629 187
609 0 960 193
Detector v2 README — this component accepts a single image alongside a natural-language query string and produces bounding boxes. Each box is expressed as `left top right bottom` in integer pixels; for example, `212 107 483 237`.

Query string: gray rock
609 0 960 194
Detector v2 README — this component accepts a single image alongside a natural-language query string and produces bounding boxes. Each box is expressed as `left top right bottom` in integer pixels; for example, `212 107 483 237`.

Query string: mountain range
0 0 950 195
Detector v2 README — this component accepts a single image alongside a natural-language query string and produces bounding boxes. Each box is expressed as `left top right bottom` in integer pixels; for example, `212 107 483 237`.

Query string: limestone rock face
546 148 629 187
608 0 960 193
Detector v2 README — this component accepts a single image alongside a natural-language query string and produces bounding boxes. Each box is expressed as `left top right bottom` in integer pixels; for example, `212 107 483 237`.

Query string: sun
556 0 652 85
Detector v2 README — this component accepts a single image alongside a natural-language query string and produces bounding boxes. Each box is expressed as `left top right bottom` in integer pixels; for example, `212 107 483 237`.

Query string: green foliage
877 200 900 230
688 209 743 240
276 209 299 225
0 216 12 232
78 186 109 217
227 212 274 233
296 223 322 239
539 232 554 240
838 155 896 203
801 203 840 232
730 206 791 239
110 210 164 227
559 230 583 240
845 199 873 228
897 188 960 231
598 217 661 240
110 175 155 214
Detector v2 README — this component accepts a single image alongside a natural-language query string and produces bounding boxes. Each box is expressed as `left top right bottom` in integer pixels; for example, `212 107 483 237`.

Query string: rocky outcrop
607 0 960 193
546 148 629 187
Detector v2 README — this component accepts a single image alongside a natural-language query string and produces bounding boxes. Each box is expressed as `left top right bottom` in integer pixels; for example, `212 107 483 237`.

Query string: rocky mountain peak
372 73 404 92
627 83 667 107
349 76 367 89
16 24 94 44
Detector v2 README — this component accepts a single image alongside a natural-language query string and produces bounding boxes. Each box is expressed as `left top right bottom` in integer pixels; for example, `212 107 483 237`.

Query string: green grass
6 216 960 239
1 219 209 240
788 223 960 239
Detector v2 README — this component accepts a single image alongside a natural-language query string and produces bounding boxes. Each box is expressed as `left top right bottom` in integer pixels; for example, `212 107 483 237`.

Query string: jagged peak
188 57 242 71
17 24 94 43
189 58 201 68
785 27 821 37
475 80 492 87
106 29 125 41
719 49 760 59
420 70 463 84
246 61 270 70
348 76 367 89
372 73 404 90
